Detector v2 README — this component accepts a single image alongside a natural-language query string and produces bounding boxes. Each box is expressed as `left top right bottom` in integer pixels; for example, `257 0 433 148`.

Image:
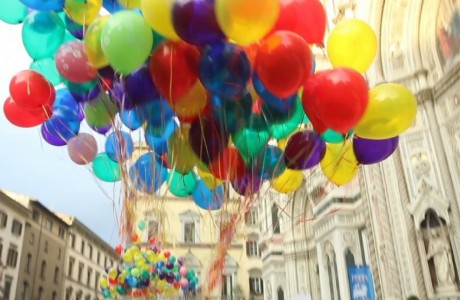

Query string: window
25 253 32 273
4 275 12 298
12 219 22 236
7 245 18 267
32 209 40 222
0 210 7 227
78 262 84 282
45 219 52 231
246 241 259 257
38 286 43 300
81 240 85 254
70 233 75 248
0 239 3 259
97 251 100 264
40 260 47 279
58 248 61 260
245 209 258 226
54 267 60 284
44 240 48 253
87 267 92 286
183 221 196 243
68 257 75 278
88 244 93 260
104 255 107 268
59 226 65 238
221 275 233 297
249 277 264 295
148 219 159 237
21 281 29 300
95 272 100 289
272 204 280 234
30 233 34 245
52 291 57 300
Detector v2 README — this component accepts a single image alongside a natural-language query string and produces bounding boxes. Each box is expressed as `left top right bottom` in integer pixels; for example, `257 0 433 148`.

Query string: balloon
84 94 118 128
192 180 224 210
167 128 202 174
355 83 417 139
284 130 325 170
119 106 144 130
189 117 228 164
272 168 304 194
150 41 200 102
172 0 225 46
141 0 180 40
84 16 110 69
255 31 312 98
145 118 178 154
101 11 153 75
231 172 262 196
168 171 198 197
270 98 307 140
42 108 80 145
272 0 326 45
129 152 168 193
0 0 28 24
199 43 251 98
196 166 223 189
171 81 209 123
215 0 280 45
327 19 377 73
208 147 245 181
67 133 98 165
141 99 175 126
3 97 51 128
19 0 64 11
9 70 55 110
63 14 86 40
65 0 102 25
303 68 368 133
55 41 97 83
119 0 141 8
92 152 121 182
252 145 286 180
320 129 346 144
30 58 63 86
22 11 65 60
232 127 270 160
320 141 358 186
105 131 134 162
211 93 252 134
353 136 399 165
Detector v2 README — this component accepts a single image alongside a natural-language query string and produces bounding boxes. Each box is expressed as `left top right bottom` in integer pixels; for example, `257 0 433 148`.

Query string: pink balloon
179 266 188 277
55 41 97 83
179 278 189 288
67 133 98 165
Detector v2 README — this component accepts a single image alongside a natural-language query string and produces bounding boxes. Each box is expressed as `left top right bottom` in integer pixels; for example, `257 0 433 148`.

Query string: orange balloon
170 81 209 123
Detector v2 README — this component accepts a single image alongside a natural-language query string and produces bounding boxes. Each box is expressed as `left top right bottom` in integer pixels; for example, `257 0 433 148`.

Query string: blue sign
348 265 376 300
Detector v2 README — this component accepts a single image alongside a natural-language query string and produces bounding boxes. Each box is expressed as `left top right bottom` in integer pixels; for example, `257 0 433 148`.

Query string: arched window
54 267 59 284
272 204 280 234
277 287 284 300
40 260 46 279
21 281 29 300
326 244 340 300
25 253 32 273
345 249 355 267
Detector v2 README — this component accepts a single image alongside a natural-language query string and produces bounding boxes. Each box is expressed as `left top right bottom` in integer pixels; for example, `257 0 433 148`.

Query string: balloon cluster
1 0 417 200
100 241 199 298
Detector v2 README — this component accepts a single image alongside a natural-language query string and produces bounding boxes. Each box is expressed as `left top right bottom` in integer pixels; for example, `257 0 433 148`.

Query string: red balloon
301 78 327 134
55 41 98 83
164 251 171 258
255 31 312 99
209 147 245 181
3 97 51 128
150 41 200 103
115 244 123 255
272 0 327 45
303 68 369 133
131 233 139 242
9 70 55 110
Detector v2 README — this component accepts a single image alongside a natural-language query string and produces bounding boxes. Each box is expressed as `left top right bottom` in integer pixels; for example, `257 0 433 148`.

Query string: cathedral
258 0 460 299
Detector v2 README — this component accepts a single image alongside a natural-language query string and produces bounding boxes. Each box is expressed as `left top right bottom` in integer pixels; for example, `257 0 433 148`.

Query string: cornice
433 62 460 98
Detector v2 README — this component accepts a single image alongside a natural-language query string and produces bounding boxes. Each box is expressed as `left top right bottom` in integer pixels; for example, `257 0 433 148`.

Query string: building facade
56 214 118 300
0 191 29 300
260 0 460 300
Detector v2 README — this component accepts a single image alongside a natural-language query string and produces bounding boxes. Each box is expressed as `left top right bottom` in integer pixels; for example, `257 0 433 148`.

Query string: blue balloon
129 152 168 193
192 180 224 210
41 113 80 146
252 72 297 111
211 93 252 134
199 43 251 98
54 89 83 121
19 0 64 11
105 131 134 162
141 100 175 126
119 106 144 130
145 118 178 154
103 0 125 13
126 275 139 288
64 15 85 40
252 145 286 180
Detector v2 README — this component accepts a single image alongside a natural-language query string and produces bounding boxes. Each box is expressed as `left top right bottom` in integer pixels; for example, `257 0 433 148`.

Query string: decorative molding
417 88 434 105
434 62 460 99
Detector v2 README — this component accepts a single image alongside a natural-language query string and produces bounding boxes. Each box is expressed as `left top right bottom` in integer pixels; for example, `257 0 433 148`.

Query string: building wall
0 192 29 300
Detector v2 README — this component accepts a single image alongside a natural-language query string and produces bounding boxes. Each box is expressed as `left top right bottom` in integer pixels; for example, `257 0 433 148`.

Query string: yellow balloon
172 81 208 120
141 0 180 41
320 141 359 186
99 277 108 288
85 16 110 69
65 0 102 25
197 166 223 189
215 0 280 45
355 83 417 139
168 128 202 174
272 169 304 194
119 0 141 8
327 19 377 73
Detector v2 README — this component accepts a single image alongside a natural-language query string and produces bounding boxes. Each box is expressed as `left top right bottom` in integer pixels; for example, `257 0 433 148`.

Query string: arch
277 287 284 300
345 248 356 267
420 209 447 229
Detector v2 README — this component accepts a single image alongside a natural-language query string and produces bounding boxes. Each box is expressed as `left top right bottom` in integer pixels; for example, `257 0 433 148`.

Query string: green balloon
270 99 307 140
168 171 197 198
22 11 65 60
92 152 121 182
232 128 270 161
64 79 98 94
320 129 354 143
101 11 153 75
0 0 28 24
84 94 118 128
30 58 62 86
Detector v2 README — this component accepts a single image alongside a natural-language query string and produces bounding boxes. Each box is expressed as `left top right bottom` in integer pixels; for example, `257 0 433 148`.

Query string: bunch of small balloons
100 243 199 298
1 0 417 202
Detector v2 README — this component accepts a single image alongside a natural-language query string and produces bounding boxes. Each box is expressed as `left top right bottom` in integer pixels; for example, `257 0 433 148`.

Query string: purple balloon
172 0 225 46
70 85 102 103
231 172 262 196
41 124 67 146
284 130 326 170
353 136 399 165
189 117 228 164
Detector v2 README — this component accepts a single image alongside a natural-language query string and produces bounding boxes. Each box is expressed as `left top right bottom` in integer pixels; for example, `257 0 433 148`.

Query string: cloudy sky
0 22 121 246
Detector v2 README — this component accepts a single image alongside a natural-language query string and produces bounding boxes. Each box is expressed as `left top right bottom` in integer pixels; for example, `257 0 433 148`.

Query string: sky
0 22 121 247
